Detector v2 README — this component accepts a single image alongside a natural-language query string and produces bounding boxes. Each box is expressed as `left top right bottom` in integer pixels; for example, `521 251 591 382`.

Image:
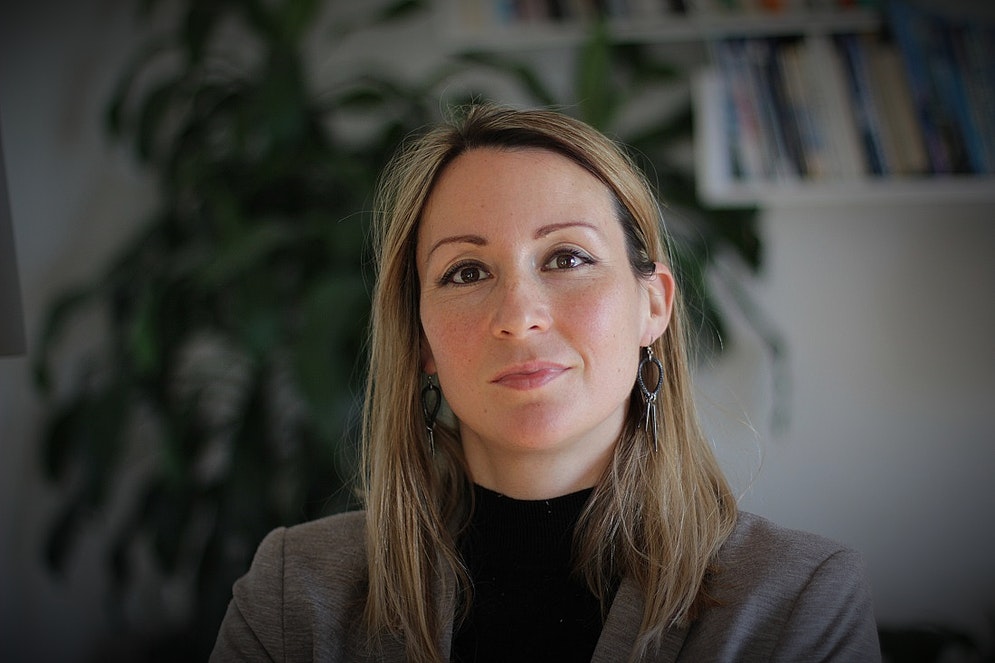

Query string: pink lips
491 362 568 390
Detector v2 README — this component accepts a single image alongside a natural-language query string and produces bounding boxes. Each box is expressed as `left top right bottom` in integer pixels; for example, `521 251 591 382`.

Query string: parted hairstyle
361 104 737 663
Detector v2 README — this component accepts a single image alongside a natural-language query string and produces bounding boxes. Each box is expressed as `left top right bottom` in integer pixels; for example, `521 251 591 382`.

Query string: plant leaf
576 21 616 130
45 497 84 573
32 285 99 393
136 80 180 163
195 223 297 286
627 102 694 151
105 36 175 137
456 52 558 107
42 399 85 480
291 274 368 439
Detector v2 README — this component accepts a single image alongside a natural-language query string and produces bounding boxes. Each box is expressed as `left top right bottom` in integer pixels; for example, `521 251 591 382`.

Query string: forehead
418 147 614 234
434 145 599 191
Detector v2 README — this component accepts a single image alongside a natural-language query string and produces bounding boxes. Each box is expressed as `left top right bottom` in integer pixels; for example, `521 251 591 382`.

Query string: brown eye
556 254 579 269
443 262 491 285
544 250 592 271
456 266 481 283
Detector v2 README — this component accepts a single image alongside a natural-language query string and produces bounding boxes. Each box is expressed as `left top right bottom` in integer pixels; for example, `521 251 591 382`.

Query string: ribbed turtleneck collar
464 484 594 565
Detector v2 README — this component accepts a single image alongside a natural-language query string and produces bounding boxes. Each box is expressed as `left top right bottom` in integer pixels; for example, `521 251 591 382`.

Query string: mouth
491 362 569 390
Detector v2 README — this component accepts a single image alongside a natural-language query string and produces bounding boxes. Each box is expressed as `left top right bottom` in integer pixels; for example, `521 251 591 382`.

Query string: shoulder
676 512 880 662
252 510 370 613
277 509 368 569
242 510 368 587
213 511 372 662
718 511 864 584
711 511 872 621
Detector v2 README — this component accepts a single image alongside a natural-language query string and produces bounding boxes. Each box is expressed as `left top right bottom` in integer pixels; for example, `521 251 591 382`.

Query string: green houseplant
32 0 762 658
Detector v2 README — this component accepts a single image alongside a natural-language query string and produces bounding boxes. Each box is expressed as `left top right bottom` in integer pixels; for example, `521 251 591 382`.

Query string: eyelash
438 248 595 286
543 247 594 271
440 261 489 286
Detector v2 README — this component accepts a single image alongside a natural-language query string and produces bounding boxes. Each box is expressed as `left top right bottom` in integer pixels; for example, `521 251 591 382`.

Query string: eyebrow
426 222 602 258
427 234 487 258
535 221 601 238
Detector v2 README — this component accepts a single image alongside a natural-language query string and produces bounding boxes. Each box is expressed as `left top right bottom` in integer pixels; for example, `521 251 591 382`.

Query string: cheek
566 281 642 344
570 285 647 388
421 305 473 372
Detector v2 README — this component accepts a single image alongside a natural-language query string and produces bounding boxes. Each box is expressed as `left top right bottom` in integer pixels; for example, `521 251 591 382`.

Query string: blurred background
1 0 993 661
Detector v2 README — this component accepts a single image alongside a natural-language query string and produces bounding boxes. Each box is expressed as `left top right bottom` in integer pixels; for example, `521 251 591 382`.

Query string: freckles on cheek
422 321 446 361
580 298 618 342
423 308 468 368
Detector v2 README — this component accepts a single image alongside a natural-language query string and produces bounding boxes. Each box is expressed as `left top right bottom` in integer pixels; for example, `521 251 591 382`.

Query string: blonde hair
361 104 737 662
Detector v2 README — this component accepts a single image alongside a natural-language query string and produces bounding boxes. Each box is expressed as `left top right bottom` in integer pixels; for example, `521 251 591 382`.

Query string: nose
490 273 551 338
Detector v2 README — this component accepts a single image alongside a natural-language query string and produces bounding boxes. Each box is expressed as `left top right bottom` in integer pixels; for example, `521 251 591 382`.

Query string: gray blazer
211 511 881 662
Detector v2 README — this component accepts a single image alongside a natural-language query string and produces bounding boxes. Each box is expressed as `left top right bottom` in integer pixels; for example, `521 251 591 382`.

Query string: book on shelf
888 1 962 173
862 36 928 175
446 0 880 37
885 0 994 175
940 21 994 174
451 0 882 30
453 0 689 27
714 40 767 179
778 40 828 177
712 0 995 185
836 32 889 175
689 0 876 17
958 23 995 173
714 33 868 181
803 34 867 179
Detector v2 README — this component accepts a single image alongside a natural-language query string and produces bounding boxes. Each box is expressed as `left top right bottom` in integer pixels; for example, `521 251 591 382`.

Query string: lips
490 362 569 390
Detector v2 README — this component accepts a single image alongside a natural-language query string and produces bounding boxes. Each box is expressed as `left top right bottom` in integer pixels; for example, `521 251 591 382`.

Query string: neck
461 435 615 500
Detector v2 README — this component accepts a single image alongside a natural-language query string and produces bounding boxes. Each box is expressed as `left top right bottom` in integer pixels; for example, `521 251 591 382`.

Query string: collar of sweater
461 483 594 567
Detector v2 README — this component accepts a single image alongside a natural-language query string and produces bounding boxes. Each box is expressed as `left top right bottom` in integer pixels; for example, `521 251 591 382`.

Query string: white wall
699 203 995 645
2 0 993 660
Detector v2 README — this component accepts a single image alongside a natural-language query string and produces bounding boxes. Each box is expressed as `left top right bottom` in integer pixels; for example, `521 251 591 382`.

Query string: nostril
489 275 552 338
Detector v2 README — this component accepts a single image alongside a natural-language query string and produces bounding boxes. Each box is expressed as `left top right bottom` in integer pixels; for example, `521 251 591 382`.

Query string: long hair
361 104 737 662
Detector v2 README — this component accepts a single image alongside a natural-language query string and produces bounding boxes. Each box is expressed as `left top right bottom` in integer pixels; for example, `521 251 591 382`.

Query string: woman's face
416 147 672 485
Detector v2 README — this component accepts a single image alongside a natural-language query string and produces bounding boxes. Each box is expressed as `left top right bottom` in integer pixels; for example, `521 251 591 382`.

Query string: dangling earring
637 346 664 451
421 374 441 456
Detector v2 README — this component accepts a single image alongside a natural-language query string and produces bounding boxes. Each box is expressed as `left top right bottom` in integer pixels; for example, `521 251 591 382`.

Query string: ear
420 332 437 374
640 262 675 346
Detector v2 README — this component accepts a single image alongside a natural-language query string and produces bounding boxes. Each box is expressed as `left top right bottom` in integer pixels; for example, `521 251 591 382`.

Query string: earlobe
641 262 675 346
420 334 437 374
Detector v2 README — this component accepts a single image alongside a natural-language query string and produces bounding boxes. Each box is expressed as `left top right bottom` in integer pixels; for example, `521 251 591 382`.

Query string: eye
442 261 491 285
543 249 593 271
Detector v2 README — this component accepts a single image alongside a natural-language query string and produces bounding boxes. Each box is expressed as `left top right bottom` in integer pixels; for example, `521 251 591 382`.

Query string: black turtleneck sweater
451 484 604 663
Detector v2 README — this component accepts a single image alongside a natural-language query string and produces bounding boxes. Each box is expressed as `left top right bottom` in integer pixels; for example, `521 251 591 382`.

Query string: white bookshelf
693 70 995 207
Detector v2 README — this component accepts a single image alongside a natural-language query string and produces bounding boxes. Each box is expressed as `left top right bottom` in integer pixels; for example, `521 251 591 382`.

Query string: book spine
767 38 810 177
805 34 868 179
778 40 829 178
886 0 955 173
836 33 888 174
865 39 929 175
715 39 767 180
744 38 797 179
944 22 992 174
960 23 995 174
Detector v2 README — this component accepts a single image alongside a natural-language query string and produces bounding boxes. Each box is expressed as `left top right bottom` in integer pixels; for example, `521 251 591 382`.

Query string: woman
212 105 880 662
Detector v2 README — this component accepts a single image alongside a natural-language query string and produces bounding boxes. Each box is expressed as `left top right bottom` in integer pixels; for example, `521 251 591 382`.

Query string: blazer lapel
359 576 455 663
591 577 689 662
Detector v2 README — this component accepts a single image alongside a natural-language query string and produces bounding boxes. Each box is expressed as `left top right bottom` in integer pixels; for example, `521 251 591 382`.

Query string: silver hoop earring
421 374 441 456
637 346 664 451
